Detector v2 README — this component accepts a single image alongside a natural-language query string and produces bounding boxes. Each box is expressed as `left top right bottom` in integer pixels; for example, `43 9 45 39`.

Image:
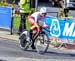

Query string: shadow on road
0 59 6 61
45 51 75 57
23 49 75 57
22 49 37 53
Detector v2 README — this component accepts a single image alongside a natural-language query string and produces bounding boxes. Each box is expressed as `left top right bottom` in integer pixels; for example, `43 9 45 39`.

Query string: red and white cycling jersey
28 12 46 24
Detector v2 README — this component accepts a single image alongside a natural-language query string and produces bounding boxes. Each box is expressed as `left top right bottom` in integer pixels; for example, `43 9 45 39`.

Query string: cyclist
28 7 48 49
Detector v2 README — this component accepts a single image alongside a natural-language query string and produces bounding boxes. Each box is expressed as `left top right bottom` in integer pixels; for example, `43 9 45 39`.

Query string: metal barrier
47 12 58 17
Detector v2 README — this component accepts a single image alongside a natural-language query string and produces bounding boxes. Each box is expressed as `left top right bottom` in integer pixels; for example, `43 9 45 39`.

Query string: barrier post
10 8 14 35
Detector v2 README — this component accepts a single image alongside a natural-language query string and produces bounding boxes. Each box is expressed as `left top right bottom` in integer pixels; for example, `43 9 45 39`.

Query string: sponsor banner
0 7 12 29
44 16 75 39
44 16 75 43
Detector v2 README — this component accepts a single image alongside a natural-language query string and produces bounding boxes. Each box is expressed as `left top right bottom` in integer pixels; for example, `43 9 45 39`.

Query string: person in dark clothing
19 13 28 33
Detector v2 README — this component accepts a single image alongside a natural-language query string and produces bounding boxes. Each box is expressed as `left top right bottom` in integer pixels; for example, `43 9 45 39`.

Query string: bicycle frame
31 19 50 43
31 26 50 42
32 31 40 41
31 27 43 42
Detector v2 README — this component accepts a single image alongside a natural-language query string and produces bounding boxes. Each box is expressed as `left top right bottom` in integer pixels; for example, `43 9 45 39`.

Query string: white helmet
40 7 48 13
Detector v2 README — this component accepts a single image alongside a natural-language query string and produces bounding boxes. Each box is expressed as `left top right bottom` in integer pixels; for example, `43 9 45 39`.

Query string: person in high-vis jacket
58 7 73 19
19 0 31 34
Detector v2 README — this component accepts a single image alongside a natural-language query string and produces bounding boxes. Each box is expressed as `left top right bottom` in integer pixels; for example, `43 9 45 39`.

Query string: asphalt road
0 38 75 61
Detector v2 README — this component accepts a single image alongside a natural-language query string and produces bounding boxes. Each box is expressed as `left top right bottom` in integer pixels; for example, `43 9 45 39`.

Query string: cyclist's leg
30 27 39 49
28 16 36 49
28 15 35 41
30 27 38 49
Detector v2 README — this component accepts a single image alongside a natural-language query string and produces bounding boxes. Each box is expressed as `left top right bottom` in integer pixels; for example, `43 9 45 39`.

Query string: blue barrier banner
0 7 12 29
44 16 75 39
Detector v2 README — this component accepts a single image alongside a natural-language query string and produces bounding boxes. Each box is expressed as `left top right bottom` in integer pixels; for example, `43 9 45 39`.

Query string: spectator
54 0 58 7
3 0 8 7
58 0 64 8
19 0 31 34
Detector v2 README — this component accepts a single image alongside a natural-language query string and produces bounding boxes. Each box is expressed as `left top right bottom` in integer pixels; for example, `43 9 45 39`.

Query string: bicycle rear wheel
20 39 30 50
35 32 50 54
19 31 30 51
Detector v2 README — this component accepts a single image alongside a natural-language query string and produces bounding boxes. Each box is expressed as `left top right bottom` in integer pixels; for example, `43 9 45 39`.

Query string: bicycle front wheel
35 32 50 53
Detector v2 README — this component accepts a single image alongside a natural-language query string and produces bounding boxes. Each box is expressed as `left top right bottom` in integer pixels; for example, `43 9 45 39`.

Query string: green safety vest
20 0 31 13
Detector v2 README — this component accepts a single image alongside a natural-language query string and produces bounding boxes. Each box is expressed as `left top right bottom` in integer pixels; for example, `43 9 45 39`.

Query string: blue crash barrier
44 16 75 39
0 7 13 34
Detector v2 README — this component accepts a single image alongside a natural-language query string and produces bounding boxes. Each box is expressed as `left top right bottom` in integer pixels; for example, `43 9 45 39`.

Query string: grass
13 14 31 30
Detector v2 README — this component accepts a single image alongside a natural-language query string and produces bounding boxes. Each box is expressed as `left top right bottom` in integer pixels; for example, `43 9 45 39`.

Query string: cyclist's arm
28 15 39 30
30 23 38 29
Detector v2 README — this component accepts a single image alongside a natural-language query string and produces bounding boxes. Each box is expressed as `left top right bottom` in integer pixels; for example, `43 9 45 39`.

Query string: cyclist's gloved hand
30 23 40 32
42 22 48 28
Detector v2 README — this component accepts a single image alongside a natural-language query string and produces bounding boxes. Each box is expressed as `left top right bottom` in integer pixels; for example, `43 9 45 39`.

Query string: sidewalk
0 30 19 41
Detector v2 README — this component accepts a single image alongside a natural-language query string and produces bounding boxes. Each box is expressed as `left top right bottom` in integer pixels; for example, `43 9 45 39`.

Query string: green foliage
51 41 61 47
